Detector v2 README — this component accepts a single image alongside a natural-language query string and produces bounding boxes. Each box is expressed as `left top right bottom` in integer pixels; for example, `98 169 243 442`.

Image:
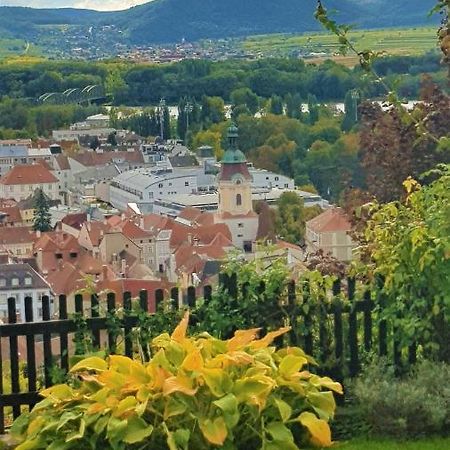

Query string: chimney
87 213 91 222
140 216 145 230
36 230 41 238
120 259 127 278
102 264 108 281
187 233 192 245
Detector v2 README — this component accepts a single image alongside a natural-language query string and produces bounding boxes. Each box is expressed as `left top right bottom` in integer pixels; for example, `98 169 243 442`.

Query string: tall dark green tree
341 90 358 132
307 94 319 125
286 93 303 119
163 106 172 140
33 189 52 232
269 95 284 115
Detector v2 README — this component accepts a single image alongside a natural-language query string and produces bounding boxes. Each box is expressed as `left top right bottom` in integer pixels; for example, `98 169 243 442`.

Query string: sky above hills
0 0 149 10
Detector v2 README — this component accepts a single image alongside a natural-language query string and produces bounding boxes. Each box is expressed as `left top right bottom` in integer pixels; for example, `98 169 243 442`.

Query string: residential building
0 263 53 322
305 207 356 262
0 164 60 202
0 227 35 257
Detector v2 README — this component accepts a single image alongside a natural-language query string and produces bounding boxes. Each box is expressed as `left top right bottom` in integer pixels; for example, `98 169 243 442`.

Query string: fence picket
24 297 37 408
347 278 359 377
42 296 52 388
58 295 69 374
7 297 20 419
123 292 133 358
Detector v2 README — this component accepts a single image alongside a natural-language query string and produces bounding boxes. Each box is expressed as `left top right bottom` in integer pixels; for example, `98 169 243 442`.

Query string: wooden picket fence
0 275 416 433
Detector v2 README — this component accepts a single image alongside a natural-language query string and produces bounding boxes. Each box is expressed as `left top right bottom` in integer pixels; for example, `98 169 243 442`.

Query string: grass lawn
335 438 450 449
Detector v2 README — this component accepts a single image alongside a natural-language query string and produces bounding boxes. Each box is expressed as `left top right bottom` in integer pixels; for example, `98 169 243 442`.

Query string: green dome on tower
222 123 247 164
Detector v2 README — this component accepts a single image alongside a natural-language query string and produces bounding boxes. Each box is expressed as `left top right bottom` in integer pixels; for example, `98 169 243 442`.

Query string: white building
0 263 53 322
0 164 60 202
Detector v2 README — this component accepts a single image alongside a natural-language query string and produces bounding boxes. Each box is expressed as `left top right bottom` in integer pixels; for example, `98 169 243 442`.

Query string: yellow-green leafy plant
10 313 342 450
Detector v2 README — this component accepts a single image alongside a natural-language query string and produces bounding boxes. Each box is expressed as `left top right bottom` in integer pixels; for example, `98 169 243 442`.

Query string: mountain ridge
0 0 439 45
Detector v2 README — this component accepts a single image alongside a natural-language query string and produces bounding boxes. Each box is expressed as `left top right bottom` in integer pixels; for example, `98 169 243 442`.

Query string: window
284 183 289 188
236 194 242 206
238 223 244 228
237 234 243 238
185 181 189 187
275 176 279 181
11 278 19 286
70 252 77 258
24 277 32 286
0 279 5 287
56 253 63 259
158 183 163 188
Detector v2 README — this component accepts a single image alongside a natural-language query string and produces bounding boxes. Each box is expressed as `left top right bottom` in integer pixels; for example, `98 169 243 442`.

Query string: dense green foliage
32 189 52 233
351 359 450 438
11 316 342 449
362 166 450 361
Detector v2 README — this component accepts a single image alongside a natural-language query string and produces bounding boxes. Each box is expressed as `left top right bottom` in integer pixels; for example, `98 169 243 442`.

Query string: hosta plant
10 313 342 449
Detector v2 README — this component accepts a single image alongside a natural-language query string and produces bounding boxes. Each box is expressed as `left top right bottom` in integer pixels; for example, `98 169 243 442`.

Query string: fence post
332 279 343 365
347 278 359 377
363 290 372 352
7 297 20 419
58 295 69 374
123 292 133 358
106 292 117 353
302 280 314 356
90 294 100 349
24 297 37 406
42 295 52 388
187 286 196 308
74 293 85 355
203 285 213 303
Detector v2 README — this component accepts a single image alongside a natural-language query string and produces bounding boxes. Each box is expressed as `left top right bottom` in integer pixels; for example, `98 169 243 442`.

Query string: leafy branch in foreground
314 0 448 144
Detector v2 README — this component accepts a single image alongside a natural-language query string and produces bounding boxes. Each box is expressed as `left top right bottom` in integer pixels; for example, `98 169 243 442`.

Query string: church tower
216 124 258 251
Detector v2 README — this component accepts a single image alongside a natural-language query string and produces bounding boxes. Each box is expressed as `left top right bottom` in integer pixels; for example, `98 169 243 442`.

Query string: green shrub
10 313 342 450
351 359 450 439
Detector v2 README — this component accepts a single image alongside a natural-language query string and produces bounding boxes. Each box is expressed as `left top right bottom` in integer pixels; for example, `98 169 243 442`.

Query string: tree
89 136 100 150
363 166 450 362
307 94 319 125
274 192 306 244
107 132 117 146
269 95 284 115
230 87 259 114
32 189 52 232
341 90 358 132
359 80 450 203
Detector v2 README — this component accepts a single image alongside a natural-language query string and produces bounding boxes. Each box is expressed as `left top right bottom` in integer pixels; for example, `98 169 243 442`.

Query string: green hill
0 0 439 45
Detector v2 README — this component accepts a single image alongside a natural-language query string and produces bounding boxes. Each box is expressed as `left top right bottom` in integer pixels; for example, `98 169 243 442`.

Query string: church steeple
221 123 247 165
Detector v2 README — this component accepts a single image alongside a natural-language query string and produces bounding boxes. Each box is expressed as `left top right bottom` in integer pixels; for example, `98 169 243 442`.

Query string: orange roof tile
0 227 35 245
0 164 58 185
306 207 352 233
72 150 144 167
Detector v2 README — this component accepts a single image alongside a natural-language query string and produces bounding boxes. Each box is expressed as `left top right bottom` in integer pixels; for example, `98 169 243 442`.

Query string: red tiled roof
142 214 173 232
0 206 22 223
0 164 58 185
178 207 203 222
0 227 35 245
55 154 71 171
218 163 252 182
117 220 153 240
61 213 87 230
72 150 144 167
82 221 111 247
306 207 352 233
36 159 54 171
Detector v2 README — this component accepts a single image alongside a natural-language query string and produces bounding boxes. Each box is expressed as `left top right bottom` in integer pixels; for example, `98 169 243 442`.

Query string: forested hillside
0 0 438 44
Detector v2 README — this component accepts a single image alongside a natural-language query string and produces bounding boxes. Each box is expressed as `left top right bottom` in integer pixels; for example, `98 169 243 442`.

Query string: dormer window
236 194 242 206
11 278 19 287
25 277 32 286
0 278 5 287
56 253 63 259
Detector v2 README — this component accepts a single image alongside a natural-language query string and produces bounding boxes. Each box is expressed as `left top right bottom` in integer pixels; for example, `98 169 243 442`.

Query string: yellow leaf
171 311 190 343
250 327 291 350
201 368 232 397
70 356 108 373
199 417 228 446
279 355 308 378
113 396 138 417
108 355 132 374
40 384 73 400
227 328 260 351
163 374 197 396
297 411 332 447
181 348 204 372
